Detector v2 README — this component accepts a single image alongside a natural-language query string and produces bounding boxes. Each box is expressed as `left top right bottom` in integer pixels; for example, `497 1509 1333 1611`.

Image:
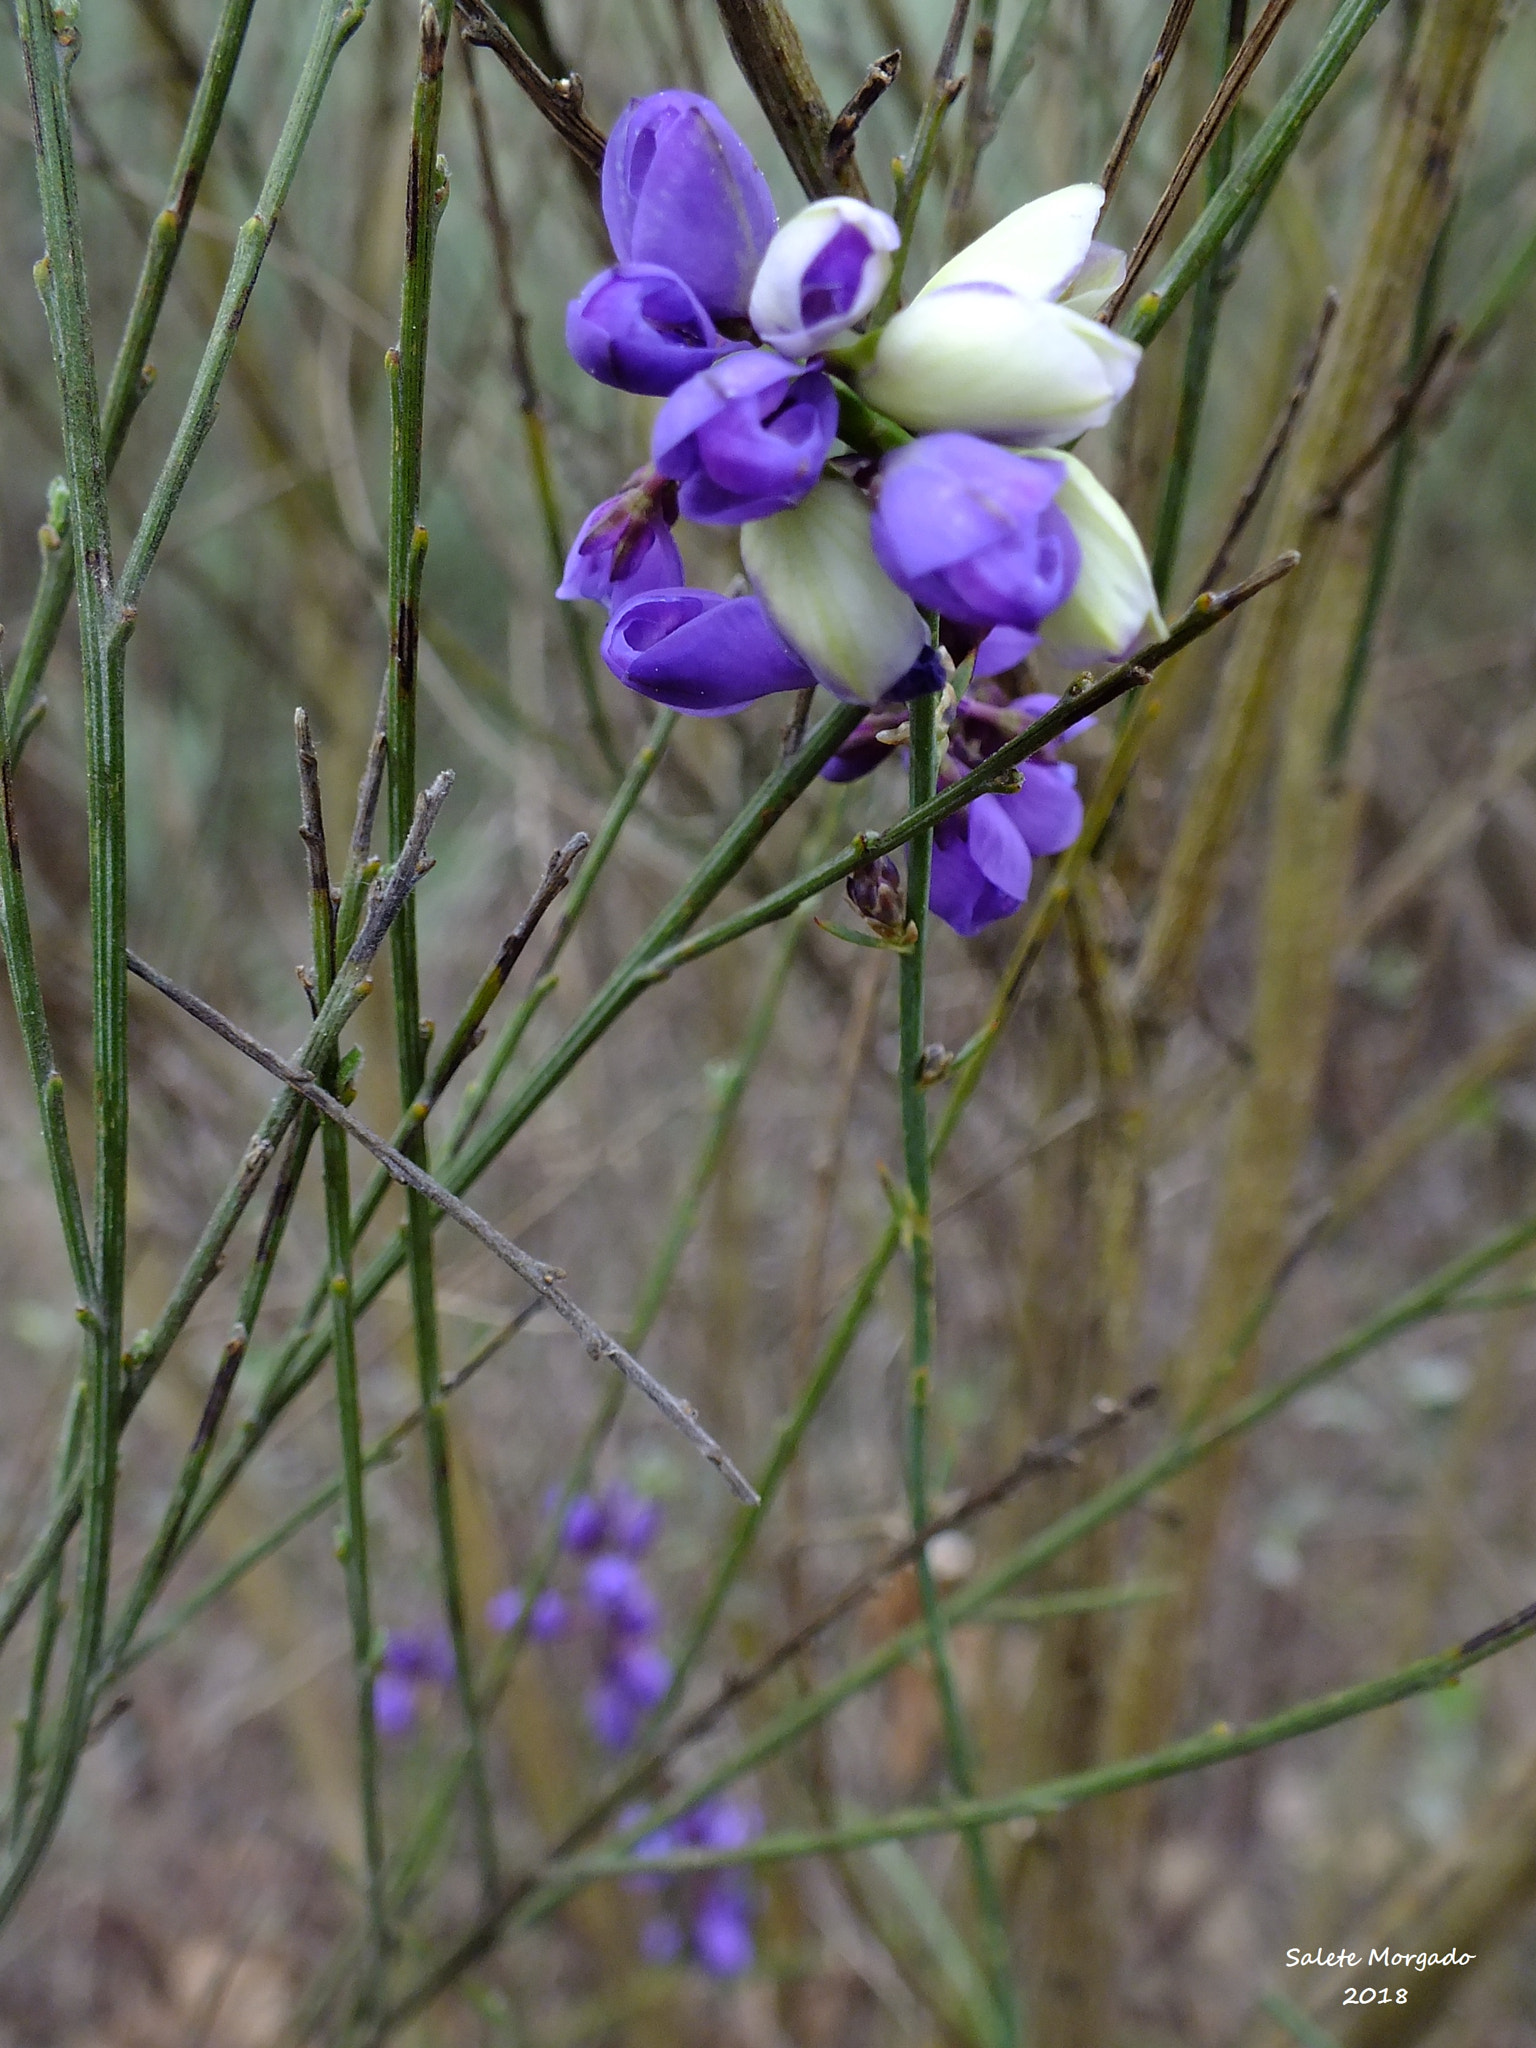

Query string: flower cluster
482 1478 764 1975
373 1625 455 1738
627 1795 763 1976
486 1479 672 1751
560 91 1161 932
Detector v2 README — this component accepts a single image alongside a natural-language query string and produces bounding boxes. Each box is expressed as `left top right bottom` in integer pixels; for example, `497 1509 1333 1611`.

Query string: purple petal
587 1677 642 1750
962 793 1033 898
561 1494 608 1555
528 1588 571 1642
609 1640 672 1710
640 1914 685 1964
653 352 837 526
603 1483 663 1556
584 1553 660 1636
557 490 685 609
691 1892 756 1976
1003 762 1083 856
929 815 1023 936
566 264 742 397
484 1588 523 1634
972 626 1038 678
373 1670 418 1739
602 94 776 320
602 588 817 716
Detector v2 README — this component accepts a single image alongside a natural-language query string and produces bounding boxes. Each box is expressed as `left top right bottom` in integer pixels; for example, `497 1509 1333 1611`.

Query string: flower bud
557 472 684 608
859 284 1140 446
1060 240 1126 316
749 197 901 357
566 264 742 397
869 434 1080 633
1028 448 1165 662
652 350 837 524
740 476 928 701
919 182 1105 303
846 854 906 939
602 92 777 321
601 588 816 716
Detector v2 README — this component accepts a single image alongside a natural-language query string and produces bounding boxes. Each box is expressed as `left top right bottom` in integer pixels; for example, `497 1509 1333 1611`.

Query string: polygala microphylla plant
3 0 1527 2032
561 88 1163 933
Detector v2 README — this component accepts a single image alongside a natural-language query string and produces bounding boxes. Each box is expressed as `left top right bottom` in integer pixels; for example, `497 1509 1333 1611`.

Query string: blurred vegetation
4 0 1536 2040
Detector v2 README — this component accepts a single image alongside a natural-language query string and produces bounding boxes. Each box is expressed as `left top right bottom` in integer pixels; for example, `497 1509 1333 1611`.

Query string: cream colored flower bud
919 182 1105 303
741 477 928 700
1028 449 1166 662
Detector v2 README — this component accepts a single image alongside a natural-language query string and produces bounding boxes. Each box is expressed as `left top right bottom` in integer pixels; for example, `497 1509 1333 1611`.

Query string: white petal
1061 240 1127 317
1030 449 1166 662
861 286 1140 445
741 477 928 700
918 183 1104 302
749 198 900 358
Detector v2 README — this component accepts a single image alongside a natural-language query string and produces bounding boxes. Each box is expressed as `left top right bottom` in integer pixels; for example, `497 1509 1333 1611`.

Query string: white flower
749 198 901 358
1029 448 1165 662
741 476 928 700
860 285 1141 446
919 182 1107 303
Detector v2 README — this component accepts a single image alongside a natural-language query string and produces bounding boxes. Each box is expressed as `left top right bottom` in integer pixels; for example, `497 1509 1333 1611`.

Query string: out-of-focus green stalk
373 1203 1536 2028
874 0 972 319
4 0 127 1928
1150 0 1251 600
383 2 501 1906
4 0 259 745
1125 0 1394 349
899 692 1017 2047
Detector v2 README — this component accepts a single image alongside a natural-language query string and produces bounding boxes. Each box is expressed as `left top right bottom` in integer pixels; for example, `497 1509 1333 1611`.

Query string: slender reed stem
899 691 1017 2043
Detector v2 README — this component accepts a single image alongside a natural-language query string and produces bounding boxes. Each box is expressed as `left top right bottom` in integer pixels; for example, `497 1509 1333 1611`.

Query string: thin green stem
385 5 500 1902
875 0 972 320
6 0 125 1927
1125 0 1393 348
5 0 259 746
118 0 373 609
1150 0 1251 601
899 693 1017 2044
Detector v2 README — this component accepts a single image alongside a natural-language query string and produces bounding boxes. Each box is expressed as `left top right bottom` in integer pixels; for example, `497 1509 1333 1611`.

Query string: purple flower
373 1670 419 1739
609 1640 672 1709
584 1553 660 1637
587 1676 643 1751
928 691 1092 936
557 473 685 609
381 1627 455 1685
749 197 900 357
652 351 837 525
870 434 1080 634
640 1914 685 1964
602 92 776 321
485 1586 570 1640
566 265 742 398
560 1493 609 1555
603 1482 663 1557
601 588 816 716
692 1882 756 1976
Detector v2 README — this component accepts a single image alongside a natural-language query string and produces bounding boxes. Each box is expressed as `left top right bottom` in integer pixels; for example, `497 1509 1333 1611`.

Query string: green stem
117 0 373 610
4 0 259 746
899 694 1017 2044
385 6 500 1903
7 0 125 1927
874 0 971 321
1126 0 1393 347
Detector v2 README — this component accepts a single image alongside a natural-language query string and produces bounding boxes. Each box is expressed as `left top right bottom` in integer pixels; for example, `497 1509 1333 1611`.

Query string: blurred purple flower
560 1493 609 1555
652 351 837 525
566 265 742 398
485 1586 570 1641
640 1914 686 1964
870 434 1080 635
692 1882 756 1976
557 472 684 609
603 1482 664 1557
372 1670 419 1740
601 588 816 716
381 1627 454 1685
602 92 776 321
584 1553 661 1637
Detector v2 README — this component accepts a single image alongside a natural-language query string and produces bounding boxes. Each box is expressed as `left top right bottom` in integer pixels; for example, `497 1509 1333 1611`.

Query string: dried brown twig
125 953 759 1505
1100 0 1200 206
452 0 606 174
